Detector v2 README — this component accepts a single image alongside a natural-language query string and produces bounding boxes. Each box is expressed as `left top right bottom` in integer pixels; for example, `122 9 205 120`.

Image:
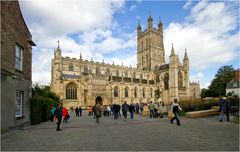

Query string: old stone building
1 1 36 132
50 16 199 108
189 82 201 99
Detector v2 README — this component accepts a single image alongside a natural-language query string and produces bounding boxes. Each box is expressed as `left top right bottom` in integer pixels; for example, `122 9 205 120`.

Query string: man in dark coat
54 102 63 131
219 97 230 122
122 101 129 119
129 104 135 119
113 104 119 119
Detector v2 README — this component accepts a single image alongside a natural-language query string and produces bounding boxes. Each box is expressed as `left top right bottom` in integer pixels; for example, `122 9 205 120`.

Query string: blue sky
19 0 239 88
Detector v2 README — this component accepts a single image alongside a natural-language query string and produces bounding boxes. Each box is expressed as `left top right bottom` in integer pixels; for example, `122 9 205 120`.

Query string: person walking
136 103 140 114
75 107 79 117
78 106 82 116
219 97 230 122
50 106 56 122
94 102 102 124
148 101 155 118
62 107 69 123
114 104 118 119
129 103 135 119
54 102 63 131
88 106 93 116
170 98 182 126
122 101 129 120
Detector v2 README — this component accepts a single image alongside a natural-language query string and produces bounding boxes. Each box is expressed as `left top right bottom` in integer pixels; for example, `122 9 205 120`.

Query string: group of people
74 106 82 117
50 96 231 131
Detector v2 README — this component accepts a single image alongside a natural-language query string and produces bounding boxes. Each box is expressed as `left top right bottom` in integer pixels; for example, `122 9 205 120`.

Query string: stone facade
50 16 199 108
1 1 35 132
189 82 201 99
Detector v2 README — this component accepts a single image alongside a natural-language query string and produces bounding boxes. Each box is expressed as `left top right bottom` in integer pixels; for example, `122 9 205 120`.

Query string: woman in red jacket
62 107 69 123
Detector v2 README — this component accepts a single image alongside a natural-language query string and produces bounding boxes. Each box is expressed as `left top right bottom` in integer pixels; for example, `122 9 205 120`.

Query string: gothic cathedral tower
137 16 165 71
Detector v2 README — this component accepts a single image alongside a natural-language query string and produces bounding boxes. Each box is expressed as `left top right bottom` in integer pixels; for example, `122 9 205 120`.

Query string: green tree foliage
30 84 60 125
201 65 234 97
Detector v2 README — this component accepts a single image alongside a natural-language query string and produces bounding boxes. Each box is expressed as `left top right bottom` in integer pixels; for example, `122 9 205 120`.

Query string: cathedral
50 16 200 108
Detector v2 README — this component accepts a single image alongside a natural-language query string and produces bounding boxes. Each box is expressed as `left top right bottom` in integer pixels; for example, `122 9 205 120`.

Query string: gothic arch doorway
95 96 103 105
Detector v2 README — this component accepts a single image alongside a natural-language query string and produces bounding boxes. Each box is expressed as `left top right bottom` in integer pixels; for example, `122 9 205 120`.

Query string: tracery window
164 73 169 90
66 83 77 99
134 87 138 98
114 86 119 97
178 71 183 87
125 87 129 97
69 63 74 71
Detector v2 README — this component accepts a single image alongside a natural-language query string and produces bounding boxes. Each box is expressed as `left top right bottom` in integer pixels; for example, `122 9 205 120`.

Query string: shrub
179 99 219 112
30 84 59 125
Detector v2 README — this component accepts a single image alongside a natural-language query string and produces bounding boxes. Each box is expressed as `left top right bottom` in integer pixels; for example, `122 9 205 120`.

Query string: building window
15 44 23 71
15 91 23 117
134 87 138 98
125 87 129 97
116 70 120 77
146 39 148 47
66 83 77 99
164 73 169 90
150 88 153 98
96 67 101 76
178 71 183 87
69 63 74 71
143 87 145 98
125 71 128 77
114 86 119 97
83 65 88 74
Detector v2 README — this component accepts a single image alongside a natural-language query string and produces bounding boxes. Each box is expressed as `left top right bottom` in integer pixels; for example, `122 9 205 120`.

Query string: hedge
30 96 58 125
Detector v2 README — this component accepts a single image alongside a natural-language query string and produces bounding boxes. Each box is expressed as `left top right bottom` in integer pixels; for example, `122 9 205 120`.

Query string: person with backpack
219 97 230 122
170 98 182 126
129 103 135 119
94 102 102 124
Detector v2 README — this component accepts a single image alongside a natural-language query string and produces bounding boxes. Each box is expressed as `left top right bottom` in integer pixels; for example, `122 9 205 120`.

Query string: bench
186 106 220 118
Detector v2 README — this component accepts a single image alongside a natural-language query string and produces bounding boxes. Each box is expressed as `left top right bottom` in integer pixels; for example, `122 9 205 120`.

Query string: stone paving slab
1 111 239 151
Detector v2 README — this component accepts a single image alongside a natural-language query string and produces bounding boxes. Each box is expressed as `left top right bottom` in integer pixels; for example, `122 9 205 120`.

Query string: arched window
106 68 110 75
133 72 136 78
83 65 88 74
178 71 183 87
125 87 129 97
116 70 119 77
96 67 101 76
66 82 77 99
114 86 119 97
164 73 169 90
69 63 74 71
143 87 146 98
134 87 138 98
125 71 128 77
150 88 153 98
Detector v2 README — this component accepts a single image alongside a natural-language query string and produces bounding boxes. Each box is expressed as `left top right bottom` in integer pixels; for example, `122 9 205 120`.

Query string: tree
207 65 234 97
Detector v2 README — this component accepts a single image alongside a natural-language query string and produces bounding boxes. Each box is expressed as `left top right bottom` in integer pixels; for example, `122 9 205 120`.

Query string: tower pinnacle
171 43 175 56
184 48 189 60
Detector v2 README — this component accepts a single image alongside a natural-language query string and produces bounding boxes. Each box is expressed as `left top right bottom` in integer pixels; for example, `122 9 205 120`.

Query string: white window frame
15 44 23 71
15 91 23 118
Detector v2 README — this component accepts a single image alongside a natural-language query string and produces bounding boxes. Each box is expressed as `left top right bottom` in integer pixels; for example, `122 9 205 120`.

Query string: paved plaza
1 111 239 151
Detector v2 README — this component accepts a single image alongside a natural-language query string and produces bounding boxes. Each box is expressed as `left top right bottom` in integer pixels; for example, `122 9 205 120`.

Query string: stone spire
158 16 162 28
171 43 175 56
184 48 189 60
80 52 82 60
148 12 153 29
137 19 142 31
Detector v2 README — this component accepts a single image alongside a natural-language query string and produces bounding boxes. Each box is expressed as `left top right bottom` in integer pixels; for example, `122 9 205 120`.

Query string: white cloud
190 72 203 82
129 4 137 11
164 1 238 70
19 0 127 85
183 0 192 10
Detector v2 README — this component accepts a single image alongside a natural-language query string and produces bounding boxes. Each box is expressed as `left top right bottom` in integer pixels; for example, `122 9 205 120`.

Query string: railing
230 102 239 117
